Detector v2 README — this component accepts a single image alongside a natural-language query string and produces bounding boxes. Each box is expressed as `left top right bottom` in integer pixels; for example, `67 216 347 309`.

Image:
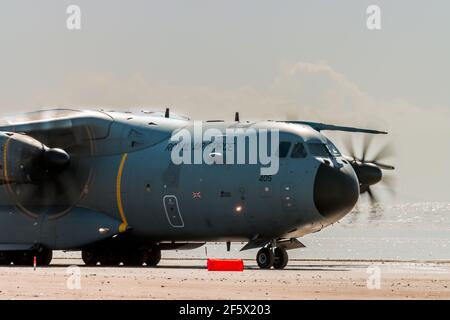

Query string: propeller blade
3 111 95 214
40 177 58 208
372 161 395 170
52 174 72 207
380 174 396 196
59 168 84 204
361 134 373 162
345 132 395 222
366 187 378 205
65 144 91 156
371 143 394 163
343 135 357 160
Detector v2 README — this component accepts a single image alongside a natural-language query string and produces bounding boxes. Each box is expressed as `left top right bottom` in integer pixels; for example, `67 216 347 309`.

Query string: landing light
235 205 243 214
98 227 110 235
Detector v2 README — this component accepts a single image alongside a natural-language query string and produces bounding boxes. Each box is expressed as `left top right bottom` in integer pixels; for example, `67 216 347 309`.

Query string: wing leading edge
284 121 387 134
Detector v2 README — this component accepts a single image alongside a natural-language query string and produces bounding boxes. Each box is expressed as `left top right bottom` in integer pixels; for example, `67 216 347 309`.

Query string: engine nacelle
0 131 70 185
352 162 382 190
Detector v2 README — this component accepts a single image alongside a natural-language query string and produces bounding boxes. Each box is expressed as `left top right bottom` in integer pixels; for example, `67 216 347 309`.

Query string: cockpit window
325 140 341 157
278 141 292 158
307 143 331 158
291 142 307 158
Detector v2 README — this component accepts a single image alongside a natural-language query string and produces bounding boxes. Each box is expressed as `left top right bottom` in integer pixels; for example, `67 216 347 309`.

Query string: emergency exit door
163 195 184 227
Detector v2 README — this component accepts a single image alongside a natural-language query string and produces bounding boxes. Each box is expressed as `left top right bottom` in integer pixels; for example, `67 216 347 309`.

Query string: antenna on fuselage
235 112 240 122
165 108 170 118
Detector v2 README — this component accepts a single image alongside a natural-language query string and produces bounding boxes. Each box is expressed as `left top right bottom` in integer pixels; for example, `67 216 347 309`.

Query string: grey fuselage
0 110 360 250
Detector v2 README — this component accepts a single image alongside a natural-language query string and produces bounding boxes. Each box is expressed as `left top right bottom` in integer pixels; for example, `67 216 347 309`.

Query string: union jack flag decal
192 191 202 199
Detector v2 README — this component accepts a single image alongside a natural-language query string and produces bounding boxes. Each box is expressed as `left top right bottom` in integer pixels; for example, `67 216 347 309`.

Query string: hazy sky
0 1 449 202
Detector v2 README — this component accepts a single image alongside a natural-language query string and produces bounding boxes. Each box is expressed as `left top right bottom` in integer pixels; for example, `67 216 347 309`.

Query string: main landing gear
256 246 289 270
0 248 53 266
81 246 161 267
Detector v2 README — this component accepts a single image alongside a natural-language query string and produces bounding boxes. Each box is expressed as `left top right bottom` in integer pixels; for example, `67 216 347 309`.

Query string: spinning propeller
1 113 94 217
342 134 395 205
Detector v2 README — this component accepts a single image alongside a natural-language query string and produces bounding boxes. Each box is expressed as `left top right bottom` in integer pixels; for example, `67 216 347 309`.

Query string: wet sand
1 258 450 299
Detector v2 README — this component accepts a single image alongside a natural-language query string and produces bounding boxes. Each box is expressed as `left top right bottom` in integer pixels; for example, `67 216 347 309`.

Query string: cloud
269 62 377 122
27 61 381 123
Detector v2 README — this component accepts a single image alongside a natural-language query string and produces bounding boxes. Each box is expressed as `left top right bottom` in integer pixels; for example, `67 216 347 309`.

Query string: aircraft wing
0 108 175 156
285 121 387 134
0 109 113 139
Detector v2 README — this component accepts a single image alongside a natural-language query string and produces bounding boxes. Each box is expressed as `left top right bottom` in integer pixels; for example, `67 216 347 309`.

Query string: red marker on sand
207 259 244 272
33 256 37 270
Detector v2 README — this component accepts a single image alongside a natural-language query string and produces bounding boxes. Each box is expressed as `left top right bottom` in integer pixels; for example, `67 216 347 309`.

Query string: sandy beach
1 257 449 299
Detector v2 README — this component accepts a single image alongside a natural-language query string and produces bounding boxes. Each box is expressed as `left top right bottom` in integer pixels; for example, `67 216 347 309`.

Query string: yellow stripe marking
116 153 128 233
2 136 11 184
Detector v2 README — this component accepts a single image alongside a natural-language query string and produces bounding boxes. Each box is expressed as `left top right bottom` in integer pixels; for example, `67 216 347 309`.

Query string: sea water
163 202 450 261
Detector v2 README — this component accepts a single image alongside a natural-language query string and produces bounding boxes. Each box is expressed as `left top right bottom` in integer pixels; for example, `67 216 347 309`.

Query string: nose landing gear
273 247 289 269
256 247 274 269
256 246 289 270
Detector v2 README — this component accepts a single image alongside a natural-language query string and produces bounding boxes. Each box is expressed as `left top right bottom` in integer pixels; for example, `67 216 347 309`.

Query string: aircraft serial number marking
259 175 272 182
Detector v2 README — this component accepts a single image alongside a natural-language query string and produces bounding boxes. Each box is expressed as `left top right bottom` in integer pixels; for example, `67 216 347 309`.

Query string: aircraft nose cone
313 162 359 220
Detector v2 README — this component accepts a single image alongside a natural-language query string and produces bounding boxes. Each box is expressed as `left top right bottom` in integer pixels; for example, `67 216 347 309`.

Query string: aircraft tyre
273 247 288 269
99 250 120 266
36 248 53 266
123 250 146 266
82 249 100 266
256 247 274 269
12 251 33 266
146 247 161 266
0 251 11 265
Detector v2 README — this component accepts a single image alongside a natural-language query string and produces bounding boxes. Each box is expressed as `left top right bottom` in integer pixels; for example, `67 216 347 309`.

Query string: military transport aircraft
0 108 394 269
